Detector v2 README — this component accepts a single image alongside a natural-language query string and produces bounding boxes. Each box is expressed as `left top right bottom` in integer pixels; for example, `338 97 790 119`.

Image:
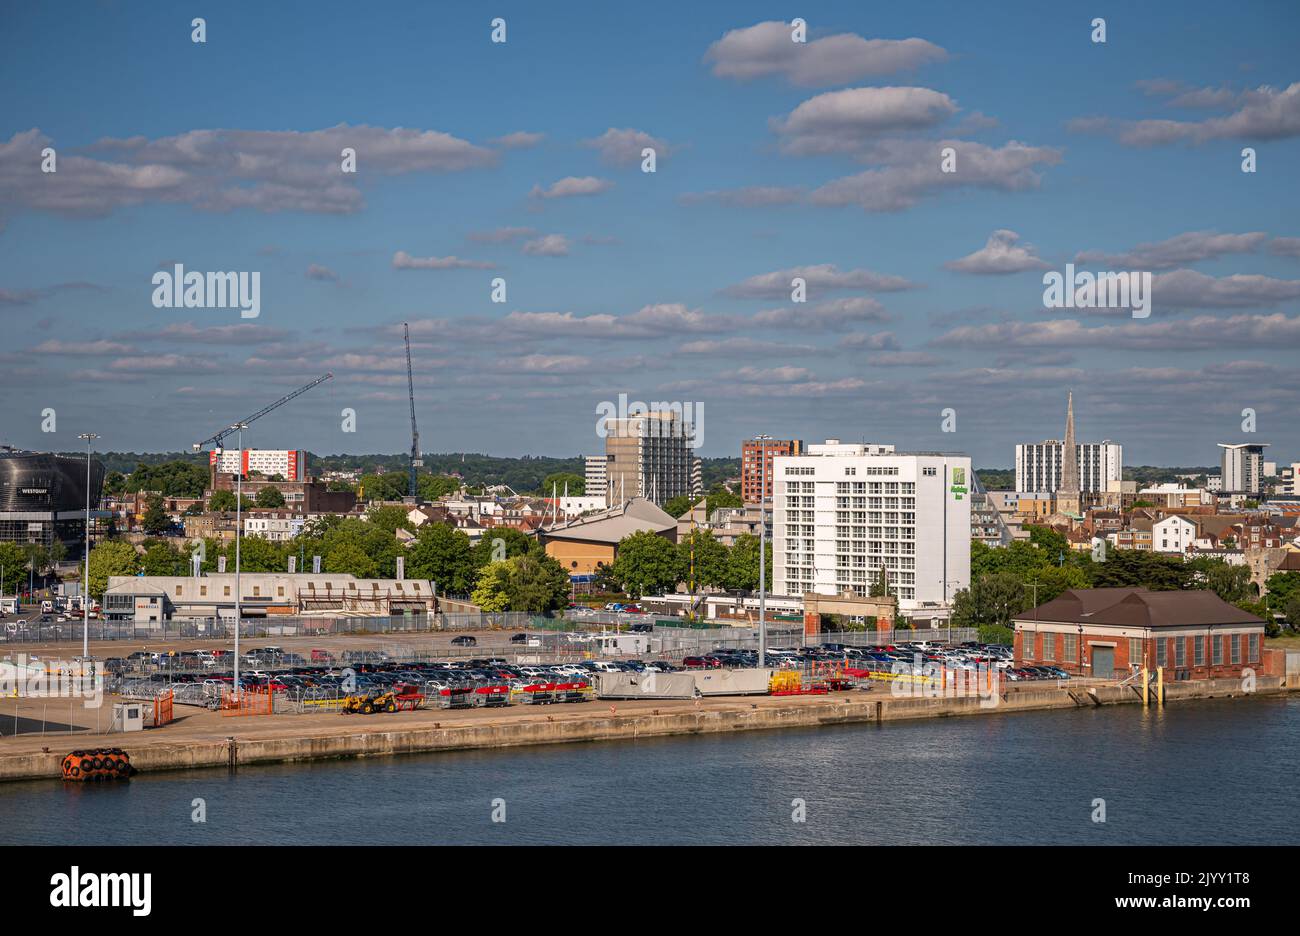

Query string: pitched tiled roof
1016 588 1263 629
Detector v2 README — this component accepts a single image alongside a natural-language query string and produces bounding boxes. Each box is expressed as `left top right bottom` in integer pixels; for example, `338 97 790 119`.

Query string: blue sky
2 0 1298 467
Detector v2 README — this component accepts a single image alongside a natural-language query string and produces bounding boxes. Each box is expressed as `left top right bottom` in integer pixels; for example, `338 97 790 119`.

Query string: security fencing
0 611 536 644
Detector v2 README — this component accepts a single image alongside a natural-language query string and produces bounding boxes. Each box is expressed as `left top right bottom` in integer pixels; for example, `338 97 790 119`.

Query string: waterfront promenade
0 671 1288 783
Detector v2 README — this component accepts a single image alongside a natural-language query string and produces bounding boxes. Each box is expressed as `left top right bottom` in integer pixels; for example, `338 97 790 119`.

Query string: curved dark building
0 448 105 557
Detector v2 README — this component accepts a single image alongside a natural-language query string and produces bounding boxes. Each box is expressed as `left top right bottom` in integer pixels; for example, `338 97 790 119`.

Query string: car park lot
99 638 1063 709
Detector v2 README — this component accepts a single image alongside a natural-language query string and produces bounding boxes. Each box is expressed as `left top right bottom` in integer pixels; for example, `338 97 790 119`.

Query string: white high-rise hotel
772 441 971 614
1014 441 1122 493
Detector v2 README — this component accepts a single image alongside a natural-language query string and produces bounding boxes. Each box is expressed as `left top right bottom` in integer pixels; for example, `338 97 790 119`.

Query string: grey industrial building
0 448 105 558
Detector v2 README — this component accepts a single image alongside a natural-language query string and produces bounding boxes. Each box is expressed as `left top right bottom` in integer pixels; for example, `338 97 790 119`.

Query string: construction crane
191 373 334 452
403 323 422 498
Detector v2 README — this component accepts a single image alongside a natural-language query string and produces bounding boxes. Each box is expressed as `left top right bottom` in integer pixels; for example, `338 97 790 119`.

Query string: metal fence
0 611 536 644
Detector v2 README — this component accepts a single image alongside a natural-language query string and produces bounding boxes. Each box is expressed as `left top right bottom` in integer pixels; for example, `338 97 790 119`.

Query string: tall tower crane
191 373 334 452
404 323 422 498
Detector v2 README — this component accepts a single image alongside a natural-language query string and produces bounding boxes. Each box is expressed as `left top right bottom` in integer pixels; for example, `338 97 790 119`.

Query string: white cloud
809 139 1063 212
774 86 958 155
583 128 673 167
865 351 946 366
32 339 134 355
490 131 545 149
932 312 1300 351
678 337 820 355
945 229 1050 274
724 263 916 298
467 226 536 243
1077 82 1300 146
1075 231 1267 269
0 125 497 218
522 234 571 257
679 186 804 207
392 251 494 270
1269 237 1300 258
704 21 946 87
529 176 614 199
752 297 890 329
306 263 340 282
838 331 899 350
1152 269 1300 307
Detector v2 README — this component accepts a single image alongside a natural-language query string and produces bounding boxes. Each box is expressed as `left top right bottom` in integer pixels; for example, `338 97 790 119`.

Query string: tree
541 472 585 496
1026 525 1069 561
223 535 286 573
141 494 171 535
500 553 570 613
676 529 728 590
610 530 683 597
322 541 377 578
951 572 1029 630
255 487 286 508
406 523 475 595
87 541 139 599
704 487 742 513
1234 599 1275 636
469 527 539 569
417 473 461 502
357 472 408 502
869 567 890 597
208 489 237 512
721 533 770 594
471 561 512 611
1091 549 1190 590
122 460 209 498
663 494 701 519
977 624 1015 646
103 471 127 496
1282 596 1300 633
0 542 31 591
140 540 186 577
1187 557 1255 604
1264 571 1300 612
365 505 414 535
184 501 205 516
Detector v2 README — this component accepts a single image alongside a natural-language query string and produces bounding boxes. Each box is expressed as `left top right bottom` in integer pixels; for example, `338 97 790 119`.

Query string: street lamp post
232 423 248 697
757 438 769 666
77 432 100 662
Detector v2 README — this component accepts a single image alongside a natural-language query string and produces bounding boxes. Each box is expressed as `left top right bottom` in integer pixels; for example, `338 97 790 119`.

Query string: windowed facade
772 447 971 608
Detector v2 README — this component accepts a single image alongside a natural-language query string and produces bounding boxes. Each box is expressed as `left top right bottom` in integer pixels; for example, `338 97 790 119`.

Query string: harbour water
2 698 1296 845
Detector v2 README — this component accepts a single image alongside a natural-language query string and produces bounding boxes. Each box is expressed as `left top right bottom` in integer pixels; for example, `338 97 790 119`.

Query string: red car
682 656 722 669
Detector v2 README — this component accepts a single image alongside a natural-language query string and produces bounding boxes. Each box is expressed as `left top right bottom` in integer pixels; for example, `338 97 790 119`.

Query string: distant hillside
975 466 1220 491
71 451 741 497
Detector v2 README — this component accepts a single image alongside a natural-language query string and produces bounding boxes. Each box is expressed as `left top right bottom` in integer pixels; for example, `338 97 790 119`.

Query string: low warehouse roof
1016 588 1264 629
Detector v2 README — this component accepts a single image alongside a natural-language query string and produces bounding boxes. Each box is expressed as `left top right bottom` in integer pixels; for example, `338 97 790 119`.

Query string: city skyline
3 2 1299 465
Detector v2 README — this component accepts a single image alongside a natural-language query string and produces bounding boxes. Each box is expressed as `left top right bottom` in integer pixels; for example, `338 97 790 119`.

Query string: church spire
1057 391 1081 517
1061 391 1078 494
